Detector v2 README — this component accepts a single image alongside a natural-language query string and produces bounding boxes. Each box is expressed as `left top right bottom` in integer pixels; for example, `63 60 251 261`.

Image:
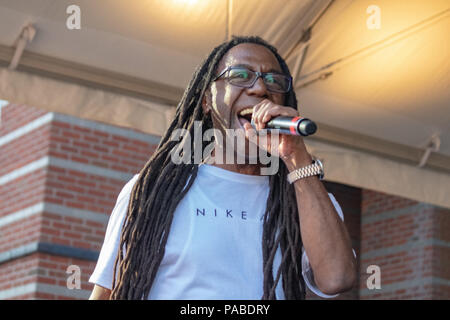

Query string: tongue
238 117 250 127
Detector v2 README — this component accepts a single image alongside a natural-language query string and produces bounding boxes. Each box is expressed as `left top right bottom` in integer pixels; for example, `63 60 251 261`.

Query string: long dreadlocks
110 36 306 300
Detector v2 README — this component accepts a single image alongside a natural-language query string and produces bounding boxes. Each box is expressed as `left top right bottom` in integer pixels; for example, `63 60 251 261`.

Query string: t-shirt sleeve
89 173 140 290
301 193 356 298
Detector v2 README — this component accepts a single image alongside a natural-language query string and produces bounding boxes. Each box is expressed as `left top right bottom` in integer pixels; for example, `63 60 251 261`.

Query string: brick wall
0 103 48 137
304 184 450 300
2 103 448 300
0 252 97 299
360 189 450 299
0 104 159 299
0 104 366 300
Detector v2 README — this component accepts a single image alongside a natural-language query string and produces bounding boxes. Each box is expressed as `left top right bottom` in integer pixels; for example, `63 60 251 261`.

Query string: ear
201 89 211 115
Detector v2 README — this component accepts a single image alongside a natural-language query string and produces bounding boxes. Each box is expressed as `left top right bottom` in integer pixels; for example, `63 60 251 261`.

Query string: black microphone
264 116 317 136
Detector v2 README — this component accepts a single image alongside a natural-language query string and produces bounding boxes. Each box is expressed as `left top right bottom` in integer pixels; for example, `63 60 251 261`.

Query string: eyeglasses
213 66 292 93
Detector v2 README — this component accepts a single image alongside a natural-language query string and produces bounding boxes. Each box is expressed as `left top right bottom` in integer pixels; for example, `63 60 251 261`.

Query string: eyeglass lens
226 68 290 93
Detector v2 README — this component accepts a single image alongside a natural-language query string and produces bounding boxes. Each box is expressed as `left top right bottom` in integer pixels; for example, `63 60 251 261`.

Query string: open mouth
237 107 253 126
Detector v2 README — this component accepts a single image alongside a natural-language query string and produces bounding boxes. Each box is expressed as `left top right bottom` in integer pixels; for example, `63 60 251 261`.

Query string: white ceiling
0 0 449 157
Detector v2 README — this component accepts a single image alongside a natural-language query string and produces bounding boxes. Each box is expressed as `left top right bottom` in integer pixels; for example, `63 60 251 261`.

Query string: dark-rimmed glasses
213 66 292 93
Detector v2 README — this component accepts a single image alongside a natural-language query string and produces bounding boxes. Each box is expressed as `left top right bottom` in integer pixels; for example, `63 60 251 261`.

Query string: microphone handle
266 116 317 136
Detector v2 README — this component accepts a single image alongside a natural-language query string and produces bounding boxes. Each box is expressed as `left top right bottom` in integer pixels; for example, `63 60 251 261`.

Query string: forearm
248 101 357 293
284 153 357 294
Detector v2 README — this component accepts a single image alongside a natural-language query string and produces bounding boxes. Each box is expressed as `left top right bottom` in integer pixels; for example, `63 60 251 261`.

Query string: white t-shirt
89 164 344 299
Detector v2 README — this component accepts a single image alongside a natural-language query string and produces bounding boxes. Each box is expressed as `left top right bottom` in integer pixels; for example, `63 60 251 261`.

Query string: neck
211 162 263 176
204 144 265 176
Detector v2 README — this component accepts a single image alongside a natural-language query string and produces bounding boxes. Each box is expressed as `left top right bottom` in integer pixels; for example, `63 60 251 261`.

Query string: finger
251 100 265 121
261 105 283 124
245 122 270 152
251 101 263 131
244 122 259 148
262 106 299 124
243 122 256 137
253 100 272 130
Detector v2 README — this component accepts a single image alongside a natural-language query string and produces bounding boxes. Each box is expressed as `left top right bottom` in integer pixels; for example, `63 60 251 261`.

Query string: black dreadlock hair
110 36 306 300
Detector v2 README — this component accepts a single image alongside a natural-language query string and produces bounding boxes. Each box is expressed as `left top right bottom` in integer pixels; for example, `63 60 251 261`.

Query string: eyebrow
231 63 283 74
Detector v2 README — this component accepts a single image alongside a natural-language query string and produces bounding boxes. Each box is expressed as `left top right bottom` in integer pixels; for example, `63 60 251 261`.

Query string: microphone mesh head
305 122 317 135
298 119 317 136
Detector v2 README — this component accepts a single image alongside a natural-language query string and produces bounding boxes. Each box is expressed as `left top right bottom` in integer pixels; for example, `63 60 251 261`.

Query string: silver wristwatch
287 158 324 184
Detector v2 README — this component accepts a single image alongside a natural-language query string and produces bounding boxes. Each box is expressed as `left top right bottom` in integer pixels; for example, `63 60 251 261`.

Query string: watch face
314 158 324 180
316 159 323 169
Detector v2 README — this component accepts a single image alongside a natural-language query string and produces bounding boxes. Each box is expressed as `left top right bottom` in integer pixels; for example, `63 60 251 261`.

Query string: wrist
286 158 324 184
282 150 313 172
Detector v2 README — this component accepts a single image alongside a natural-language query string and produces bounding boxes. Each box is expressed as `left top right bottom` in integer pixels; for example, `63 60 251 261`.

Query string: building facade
0 103 448 299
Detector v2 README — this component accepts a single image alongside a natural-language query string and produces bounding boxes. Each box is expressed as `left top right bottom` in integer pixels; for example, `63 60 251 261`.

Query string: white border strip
0 283 91 300
0 157 49 185
48 157 133 182
361 203 433 224
0 113 54 147
0 242 39 264
360 276 450 296
37 283 91 299
0 109 160 149
0 283 37 300
0 203 44 228
0 202 109 229
53 113 161 145
44 203 109 224
362 238 450 259
0 156 134 186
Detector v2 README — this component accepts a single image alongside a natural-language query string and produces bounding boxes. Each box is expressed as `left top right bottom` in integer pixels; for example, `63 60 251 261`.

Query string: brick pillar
0 104 159 299
360 189 450 299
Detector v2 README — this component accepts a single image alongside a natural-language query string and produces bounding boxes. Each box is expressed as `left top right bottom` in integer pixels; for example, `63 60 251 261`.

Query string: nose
246 75 269 98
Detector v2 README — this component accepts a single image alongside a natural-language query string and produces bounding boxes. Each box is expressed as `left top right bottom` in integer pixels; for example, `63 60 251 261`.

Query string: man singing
89 36 357 300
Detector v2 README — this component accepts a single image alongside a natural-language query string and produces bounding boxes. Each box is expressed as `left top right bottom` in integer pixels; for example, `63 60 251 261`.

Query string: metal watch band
287 159 324 184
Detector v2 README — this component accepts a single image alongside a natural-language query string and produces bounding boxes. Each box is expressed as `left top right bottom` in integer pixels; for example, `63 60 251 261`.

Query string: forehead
218 43 282 72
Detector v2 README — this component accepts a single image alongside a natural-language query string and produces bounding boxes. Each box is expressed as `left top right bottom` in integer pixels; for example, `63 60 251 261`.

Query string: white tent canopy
0 0 449 208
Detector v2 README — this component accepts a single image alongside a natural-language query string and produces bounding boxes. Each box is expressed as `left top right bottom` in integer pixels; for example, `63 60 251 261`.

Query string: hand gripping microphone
265 116 317 136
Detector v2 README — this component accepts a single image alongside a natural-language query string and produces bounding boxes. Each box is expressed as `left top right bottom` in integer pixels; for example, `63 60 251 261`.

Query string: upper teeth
239 108 253 116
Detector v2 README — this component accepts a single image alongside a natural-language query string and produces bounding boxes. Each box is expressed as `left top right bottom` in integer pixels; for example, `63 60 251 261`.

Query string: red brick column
0 104 159 299
360 189 450 299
